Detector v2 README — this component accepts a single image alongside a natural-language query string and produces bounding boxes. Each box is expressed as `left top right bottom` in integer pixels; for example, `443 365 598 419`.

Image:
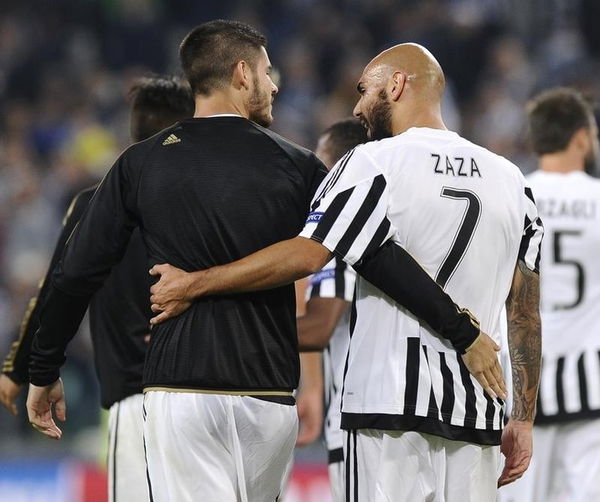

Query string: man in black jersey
26 20 497 500
1 75 193 501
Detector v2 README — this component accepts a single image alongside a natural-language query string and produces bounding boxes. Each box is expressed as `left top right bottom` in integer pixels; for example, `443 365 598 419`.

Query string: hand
461 332 507 400
295 387 323 447
0 374 22 416
498 419 533 487
149 264 194 325
26 379 66 440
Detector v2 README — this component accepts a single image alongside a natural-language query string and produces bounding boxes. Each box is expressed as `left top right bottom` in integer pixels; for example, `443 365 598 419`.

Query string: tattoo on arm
506 260 541 422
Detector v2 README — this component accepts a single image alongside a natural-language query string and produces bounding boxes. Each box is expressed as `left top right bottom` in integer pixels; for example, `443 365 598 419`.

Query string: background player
148 43 543 501
499 87 600 501
298 117 367 501
0 75 194 501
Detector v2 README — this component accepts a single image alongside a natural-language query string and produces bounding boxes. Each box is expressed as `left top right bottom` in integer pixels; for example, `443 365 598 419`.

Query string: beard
366 89 393 140
248 76 273 128
584 152 598 176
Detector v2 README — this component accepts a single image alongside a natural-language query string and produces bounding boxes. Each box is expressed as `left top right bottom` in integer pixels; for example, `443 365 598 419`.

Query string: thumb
493 340 501 351
55 396 67 422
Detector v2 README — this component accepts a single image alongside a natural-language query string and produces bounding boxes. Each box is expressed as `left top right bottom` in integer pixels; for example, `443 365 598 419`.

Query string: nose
353 100 361 118
272 82 279 95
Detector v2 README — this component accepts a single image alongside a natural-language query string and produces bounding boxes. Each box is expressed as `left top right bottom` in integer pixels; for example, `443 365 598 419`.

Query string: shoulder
249 122 323 170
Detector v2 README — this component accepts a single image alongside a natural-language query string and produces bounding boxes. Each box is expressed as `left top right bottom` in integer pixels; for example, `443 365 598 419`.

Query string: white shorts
107 393 149 502
143 391 298 502
328 460 344 502
497 419 600 502
344 429 500 502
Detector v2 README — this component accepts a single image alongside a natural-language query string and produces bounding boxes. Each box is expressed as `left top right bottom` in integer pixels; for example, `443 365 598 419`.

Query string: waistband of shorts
143 386 294 397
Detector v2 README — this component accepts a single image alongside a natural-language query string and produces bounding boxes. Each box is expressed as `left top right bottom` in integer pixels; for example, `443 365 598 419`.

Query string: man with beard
0 75 194 501
27 22 505 498
148 43 543 501
499 88 600 502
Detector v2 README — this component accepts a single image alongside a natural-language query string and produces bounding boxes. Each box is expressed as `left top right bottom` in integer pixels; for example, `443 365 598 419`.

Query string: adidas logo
162 134 181 146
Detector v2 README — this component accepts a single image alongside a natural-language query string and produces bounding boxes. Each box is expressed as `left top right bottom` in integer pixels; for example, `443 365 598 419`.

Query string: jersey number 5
553 230 585 310
435 187 482 288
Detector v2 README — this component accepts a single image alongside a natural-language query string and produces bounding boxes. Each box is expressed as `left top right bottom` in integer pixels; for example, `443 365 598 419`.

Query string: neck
392 106 446 135
538 150 584 173
193 91 247 119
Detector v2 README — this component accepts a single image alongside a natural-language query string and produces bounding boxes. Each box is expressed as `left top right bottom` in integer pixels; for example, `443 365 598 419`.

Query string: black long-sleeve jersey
3 185 151 409
31 117 328 393
29 116 480 393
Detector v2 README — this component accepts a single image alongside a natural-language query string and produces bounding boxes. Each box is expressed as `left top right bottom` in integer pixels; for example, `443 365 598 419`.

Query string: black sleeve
353 241 480 353
29 151 139 386
1 187 96 384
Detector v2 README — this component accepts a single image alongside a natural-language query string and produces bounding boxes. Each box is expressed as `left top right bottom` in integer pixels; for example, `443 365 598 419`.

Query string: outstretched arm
0 187 96 416
498 260 541 487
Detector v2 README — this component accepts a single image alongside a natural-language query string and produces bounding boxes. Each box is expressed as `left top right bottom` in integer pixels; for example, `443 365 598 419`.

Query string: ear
232 60 251 91
389 71 406 102
571 127 590 153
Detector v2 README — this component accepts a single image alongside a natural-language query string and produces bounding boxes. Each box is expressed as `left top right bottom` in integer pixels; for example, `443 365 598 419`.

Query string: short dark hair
321 118 368 163
527 87 594 155
179 20 267 96
129 75 194 142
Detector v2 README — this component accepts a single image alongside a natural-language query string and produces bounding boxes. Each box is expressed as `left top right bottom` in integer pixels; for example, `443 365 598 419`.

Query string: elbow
298 242 331 276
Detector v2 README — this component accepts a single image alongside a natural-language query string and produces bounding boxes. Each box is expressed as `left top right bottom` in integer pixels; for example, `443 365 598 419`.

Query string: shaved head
366 43 445 100
353 43 447 138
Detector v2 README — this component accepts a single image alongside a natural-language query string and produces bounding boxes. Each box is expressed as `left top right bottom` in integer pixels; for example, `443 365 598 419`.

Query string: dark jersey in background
3 185 151 409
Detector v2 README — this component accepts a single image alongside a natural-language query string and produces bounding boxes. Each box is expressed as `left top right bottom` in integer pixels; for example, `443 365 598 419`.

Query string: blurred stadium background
1 0 599 500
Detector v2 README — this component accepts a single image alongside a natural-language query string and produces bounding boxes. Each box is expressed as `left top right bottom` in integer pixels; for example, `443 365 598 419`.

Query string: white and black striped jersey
527 170 600 424
305 257 355 458
299 127 543 445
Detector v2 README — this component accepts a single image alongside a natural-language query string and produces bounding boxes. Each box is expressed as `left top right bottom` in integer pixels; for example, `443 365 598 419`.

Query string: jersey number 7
435 187 482 288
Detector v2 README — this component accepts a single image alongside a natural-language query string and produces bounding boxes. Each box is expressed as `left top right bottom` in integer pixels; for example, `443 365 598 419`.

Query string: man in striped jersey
499 88 600 502
148 43 542 500
298 118 367 501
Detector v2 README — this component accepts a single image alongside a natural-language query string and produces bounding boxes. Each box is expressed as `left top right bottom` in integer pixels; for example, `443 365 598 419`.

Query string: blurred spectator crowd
1 0 600 452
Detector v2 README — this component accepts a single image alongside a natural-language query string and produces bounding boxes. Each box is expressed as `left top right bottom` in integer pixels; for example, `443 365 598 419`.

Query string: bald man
149 44 543 501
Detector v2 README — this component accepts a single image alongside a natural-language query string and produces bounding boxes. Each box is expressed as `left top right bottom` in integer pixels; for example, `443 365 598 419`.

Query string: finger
151 303 163 313
491 361 507 399
484 368 505 401
54 397 67 422
476 372 497 399
150 311 170 325
10 402 18 416
30 417 62 439
149 264 168 276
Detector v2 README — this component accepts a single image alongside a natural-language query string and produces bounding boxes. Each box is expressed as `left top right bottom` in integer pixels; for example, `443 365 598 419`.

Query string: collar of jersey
404 126 459 137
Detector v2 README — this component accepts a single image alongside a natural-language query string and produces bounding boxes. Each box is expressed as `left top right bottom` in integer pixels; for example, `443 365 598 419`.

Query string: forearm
29 285 92 386
354 241 480 353
297 312 332 351
506 261 541 422
300 352 323 393
187 237 331 297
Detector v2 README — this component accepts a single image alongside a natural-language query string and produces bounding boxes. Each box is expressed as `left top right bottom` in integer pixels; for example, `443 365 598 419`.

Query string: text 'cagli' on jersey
300 127 543 445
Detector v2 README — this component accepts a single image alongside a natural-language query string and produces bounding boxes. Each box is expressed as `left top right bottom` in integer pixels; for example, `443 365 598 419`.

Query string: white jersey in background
300 127 543 445
528 170 600 422
305 257 356 456
305 256 355 502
